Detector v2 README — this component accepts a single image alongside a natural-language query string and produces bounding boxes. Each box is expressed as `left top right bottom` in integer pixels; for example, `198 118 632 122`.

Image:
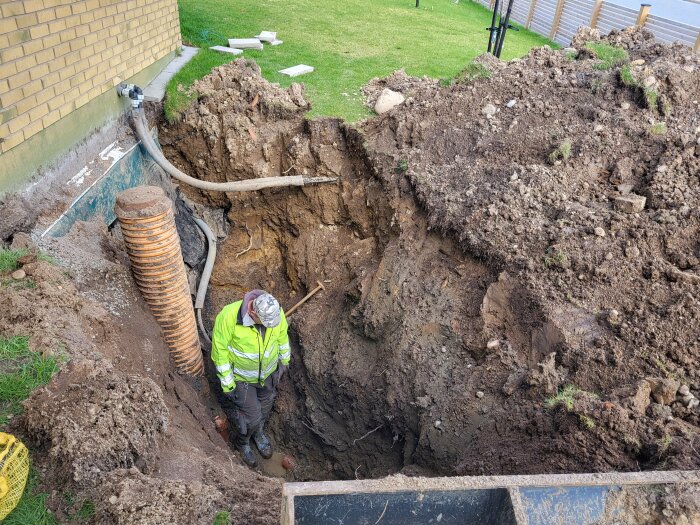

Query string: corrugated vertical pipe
114 185 203 376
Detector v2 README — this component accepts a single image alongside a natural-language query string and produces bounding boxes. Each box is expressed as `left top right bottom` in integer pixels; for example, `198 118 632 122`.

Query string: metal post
590 0 604 29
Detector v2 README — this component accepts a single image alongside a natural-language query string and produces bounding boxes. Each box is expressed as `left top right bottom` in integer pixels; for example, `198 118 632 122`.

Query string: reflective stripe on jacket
211 300 290 392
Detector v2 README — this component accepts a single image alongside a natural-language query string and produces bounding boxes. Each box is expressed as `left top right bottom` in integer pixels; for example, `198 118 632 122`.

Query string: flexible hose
132 108 337 192
193 217 216 343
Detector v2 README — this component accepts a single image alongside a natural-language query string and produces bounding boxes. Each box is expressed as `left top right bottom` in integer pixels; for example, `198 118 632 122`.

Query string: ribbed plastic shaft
115 186 203 376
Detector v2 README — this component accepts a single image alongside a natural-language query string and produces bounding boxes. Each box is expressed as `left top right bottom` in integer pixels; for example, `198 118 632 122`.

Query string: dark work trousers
227 369 281 445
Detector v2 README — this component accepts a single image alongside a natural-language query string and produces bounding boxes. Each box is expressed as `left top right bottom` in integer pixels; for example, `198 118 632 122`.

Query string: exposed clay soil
160 26 700 484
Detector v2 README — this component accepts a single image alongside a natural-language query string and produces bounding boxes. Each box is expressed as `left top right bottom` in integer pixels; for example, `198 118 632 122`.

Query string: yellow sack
0 432 29 520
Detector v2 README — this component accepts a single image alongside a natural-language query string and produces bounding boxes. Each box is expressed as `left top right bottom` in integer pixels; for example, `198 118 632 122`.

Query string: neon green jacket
211 300 290 392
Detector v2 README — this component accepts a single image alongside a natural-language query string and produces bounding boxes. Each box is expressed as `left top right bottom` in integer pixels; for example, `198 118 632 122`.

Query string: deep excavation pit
160 27 700 489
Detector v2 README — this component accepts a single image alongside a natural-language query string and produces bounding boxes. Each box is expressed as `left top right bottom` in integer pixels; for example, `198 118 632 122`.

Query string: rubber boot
235 433 258 468
253 427 273 459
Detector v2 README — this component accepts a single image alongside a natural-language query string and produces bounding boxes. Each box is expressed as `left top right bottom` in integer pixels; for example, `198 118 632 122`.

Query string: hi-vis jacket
211 300 290 392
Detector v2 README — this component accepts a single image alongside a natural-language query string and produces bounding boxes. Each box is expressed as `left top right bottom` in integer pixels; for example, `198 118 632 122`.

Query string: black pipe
494 0 515 57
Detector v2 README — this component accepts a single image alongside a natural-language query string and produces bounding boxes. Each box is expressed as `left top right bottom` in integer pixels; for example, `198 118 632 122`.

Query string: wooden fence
474 0 700 52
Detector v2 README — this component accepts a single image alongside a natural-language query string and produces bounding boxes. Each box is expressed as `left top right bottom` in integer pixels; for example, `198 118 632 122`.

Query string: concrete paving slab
278 64 314 77
271 39 283 46
228 38 263 50
256 31 277 42
209 46 243 55
143 46 199 102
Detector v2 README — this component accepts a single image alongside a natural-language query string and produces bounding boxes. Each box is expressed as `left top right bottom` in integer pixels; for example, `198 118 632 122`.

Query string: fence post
695 31 700 54
635 3 651 26
526 0 538 28
490 0 496 9
590 0 604 28
549 0 566 39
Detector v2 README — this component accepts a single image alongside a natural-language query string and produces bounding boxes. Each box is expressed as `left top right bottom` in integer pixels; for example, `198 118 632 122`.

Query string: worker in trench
211 291 290 467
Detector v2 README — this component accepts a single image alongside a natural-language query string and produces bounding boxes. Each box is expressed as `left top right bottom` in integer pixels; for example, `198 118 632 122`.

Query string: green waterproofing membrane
282 471 700 525
41 135 164 239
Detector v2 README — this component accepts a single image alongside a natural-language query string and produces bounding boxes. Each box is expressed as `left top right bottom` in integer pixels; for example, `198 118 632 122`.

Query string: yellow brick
1 45 24 62
79 11 94 24
35 48 55 64
78 45 93 60
29 23 50 39
87 53 101 67
64 14 81 28
22 79 42 97
66 48 82 63
2 131 25 152
69 36 85 51
52 78 70 94
22 119 45 140
16 13 39 29
8 112 30 134
53 42 70 57
77 82 90 95
15 95 37 114
1 3 25 17
0 89 23 108
23 0 46 14
41 33 60 48
0 34 8 49
89 19 102 32
76 57 90 71
83 32 98 46
58 64 75 81
34 85 54 105
74 92 90 108
86 0 99 10
0 17 19 35
37 8 56 23
47 92 64 111
42 108 60 127
48 19 66 33
0 79 8 95
29 103 49 120
29 63 49 80
22 38 43 54
58 100 75 118
71 2 87 14
75 25 89 37
0 123 10 140
105 5 117 16
8 70 30 90
54 5 70 17
40 70 59 87
16 55 38 72
69 72 85 87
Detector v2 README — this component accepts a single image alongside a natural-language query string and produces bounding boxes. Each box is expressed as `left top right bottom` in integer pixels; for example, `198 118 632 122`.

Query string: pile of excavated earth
0 25 699 524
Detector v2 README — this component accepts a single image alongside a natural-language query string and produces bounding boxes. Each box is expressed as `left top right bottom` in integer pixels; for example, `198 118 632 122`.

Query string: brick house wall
0 0 181 154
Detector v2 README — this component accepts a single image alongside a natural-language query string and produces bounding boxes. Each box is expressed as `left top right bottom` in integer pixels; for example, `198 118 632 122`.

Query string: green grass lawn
166 0 553 122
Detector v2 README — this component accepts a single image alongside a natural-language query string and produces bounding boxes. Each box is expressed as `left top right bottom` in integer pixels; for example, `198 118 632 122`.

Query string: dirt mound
21 362 168 487
362 69 440 109
162 26 700 481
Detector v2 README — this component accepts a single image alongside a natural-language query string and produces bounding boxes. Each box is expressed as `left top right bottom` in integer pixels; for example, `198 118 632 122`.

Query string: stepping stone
279 64 314 77
228 38 263 50
256 31 277 43
271 39 283 46
210 46 243 55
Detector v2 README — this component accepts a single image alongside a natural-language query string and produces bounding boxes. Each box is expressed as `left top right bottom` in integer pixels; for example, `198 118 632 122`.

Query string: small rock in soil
594 227 606 237
482 104 497 117
375 88 405 114
678 385 690 396
689 398 699 409
506 99 517 108
621 102 630 110
614 194 646 213
476 391 484 399
649 378 681 406
11 269 26 280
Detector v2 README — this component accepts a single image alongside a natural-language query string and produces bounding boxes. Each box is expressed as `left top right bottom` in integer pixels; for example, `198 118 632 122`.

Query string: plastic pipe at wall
115 185 204 376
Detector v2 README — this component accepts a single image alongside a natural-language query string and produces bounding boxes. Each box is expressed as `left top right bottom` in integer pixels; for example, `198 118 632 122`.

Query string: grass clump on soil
0 336 60 426
212 511 231 525
169 0 553 122
585 42 629 70
452 62 492 85
0 248 28 272
618 65 660 111
3 468 57 525
546 384 582 411
649 122 667 135
543 247 568 269
548 138 572 164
